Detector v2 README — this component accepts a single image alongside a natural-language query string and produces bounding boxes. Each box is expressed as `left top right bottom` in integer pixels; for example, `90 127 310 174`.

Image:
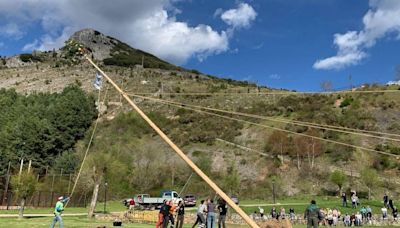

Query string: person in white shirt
258 206 265 219
382 207 388 219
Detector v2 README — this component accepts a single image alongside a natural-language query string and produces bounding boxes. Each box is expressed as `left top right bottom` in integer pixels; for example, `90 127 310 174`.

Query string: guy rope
84 56 260 228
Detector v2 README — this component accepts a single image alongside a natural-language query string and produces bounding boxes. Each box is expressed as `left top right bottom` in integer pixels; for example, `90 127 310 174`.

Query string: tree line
0 85 97 176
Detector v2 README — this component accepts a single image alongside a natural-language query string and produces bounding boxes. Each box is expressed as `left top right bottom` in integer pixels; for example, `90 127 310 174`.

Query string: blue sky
0 0 399 91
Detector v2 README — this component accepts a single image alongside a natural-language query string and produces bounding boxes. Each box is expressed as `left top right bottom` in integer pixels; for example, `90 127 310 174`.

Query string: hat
58 196 64 200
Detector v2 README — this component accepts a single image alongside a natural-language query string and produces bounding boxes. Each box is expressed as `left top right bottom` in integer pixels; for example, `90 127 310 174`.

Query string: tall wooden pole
86 57 260 228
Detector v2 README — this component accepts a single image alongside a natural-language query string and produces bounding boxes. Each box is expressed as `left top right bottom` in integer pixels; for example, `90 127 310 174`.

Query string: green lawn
0 217 398 228
239 196 386 215
0 196 391 228
0 200 126 215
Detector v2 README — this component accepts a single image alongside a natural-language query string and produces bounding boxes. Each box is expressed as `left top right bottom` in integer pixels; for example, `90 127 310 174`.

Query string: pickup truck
134 190 182 209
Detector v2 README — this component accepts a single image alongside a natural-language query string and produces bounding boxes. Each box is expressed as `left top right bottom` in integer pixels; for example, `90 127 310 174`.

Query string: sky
0 0 399 91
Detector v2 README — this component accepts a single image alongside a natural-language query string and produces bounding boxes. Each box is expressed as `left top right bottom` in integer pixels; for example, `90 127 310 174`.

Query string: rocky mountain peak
70 28 117 60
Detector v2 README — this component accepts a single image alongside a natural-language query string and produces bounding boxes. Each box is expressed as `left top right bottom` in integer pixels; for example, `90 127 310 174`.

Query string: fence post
2 161 11 205
37 191 41 207
50 174 55 207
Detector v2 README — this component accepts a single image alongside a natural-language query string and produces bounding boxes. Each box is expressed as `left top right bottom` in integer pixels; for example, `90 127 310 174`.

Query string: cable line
129 94 399 158
126 94 400 142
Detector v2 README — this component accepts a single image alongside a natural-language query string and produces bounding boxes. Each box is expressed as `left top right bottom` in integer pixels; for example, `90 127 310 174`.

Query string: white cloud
220 3 257 29
314 0 400 70
0 23 24 39
22 39 39 51
269 74 281 80
0 0 253 64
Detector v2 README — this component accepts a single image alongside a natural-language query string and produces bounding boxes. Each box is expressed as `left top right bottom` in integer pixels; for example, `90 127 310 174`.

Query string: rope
65 83 109 208
178 172 194 196
127 94 400 142
130 94 400 158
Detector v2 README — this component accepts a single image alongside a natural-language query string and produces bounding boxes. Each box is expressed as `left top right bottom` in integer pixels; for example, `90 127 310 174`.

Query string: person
332 208 339 226
383 193 389 208
207 199 216 228
343 214 351 227
280 207 286 220
382 206 388 220
341 192 347 207
258 206 264 219
251 211 258 220
271 207 277 219
50 196 69 228
217 200 227 228
192 200 207 228
176 201 185 228
351 194 358 209
156 200 171 228
355 212 362 226
393 206 398 221
129 198 135 213
167 200 177 228
389 198 394 211
366 205 372 220
304 200 322 228
326 208 333 226
350 213 356 226
289 208 295 221
360 206 367 220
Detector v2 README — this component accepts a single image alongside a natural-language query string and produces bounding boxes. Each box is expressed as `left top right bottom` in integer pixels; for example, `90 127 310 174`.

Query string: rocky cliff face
70 28 114 60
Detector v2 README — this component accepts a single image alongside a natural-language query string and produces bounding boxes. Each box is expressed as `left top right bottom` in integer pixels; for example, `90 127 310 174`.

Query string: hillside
1 29 400 201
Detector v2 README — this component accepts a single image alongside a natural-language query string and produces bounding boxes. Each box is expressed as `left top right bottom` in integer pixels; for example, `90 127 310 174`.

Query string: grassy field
0 196 388 216
0 196 392 228
0 217 398 228
239 196 386 215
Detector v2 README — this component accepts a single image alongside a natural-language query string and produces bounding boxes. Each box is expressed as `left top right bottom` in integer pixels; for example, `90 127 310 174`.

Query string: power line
129 89 400 96
130 94 400 158
126 94 400 142
85 57 260 228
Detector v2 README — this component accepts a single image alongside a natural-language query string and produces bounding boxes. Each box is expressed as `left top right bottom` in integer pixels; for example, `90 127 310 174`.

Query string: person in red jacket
129 198 135 212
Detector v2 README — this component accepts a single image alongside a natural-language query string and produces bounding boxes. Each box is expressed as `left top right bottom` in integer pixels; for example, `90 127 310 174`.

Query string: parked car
183 194 197 207
135 191 182 209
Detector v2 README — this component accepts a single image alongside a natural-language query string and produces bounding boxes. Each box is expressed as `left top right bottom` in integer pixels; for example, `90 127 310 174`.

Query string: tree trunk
280 144 284 165
88 181 100 218
311 142 315 169
297 152 301 170
368 187 371 200
18 197 26 219
339 186 342 197
307 145 311 167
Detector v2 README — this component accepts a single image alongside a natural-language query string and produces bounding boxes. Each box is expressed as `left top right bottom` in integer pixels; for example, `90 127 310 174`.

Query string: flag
94 71 103 90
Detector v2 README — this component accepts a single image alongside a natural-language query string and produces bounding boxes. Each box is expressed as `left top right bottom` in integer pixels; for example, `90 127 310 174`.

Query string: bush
20 53 41 62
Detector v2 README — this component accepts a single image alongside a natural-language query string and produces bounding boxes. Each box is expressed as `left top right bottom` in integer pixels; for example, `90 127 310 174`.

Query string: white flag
93 71 102 90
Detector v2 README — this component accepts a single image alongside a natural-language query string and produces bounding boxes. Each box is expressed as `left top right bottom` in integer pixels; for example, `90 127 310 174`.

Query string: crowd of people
154 197 227 228
134 191 399 228
192 198 228 228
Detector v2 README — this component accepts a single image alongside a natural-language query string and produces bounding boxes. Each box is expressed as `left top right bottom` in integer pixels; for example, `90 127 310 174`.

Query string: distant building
387 80 400 86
